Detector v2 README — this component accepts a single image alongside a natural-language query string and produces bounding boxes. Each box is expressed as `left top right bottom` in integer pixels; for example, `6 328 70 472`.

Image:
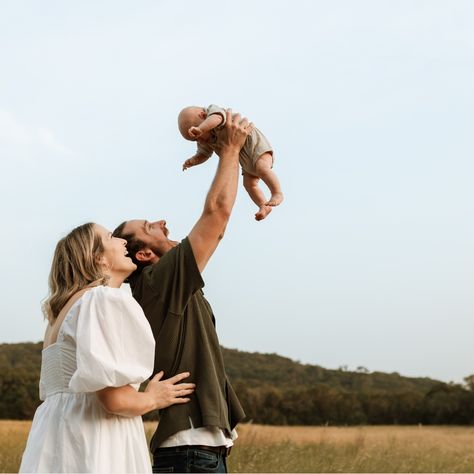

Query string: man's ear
136 248 156 263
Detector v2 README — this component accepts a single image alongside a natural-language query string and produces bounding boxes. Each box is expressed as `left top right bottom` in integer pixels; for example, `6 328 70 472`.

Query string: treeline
220 348 474 425
0 343 43 419
229 381 474 425
1 342 474 425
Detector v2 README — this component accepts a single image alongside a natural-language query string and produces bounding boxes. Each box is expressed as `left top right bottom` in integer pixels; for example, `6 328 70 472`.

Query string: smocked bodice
39 341 77 400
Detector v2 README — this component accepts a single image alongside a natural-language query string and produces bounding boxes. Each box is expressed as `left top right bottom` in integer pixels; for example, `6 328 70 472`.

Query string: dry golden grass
224 424 474 472
234 423 474 447
4 421 474 472
0 421 30 473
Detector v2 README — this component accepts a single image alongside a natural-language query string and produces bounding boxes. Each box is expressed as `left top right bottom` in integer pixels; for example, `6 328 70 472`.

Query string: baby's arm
182 152 211 171
189 114 224 139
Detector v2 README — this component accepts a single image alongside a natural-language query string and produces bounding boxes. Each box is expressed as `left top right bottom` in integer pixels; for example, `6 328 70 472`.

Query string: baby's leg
243 172 272 221
254 153 284 206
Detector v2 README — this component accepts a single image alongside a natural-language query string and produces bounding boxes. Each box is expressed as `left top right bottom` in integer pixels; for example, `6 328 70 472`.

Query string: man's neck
152 239 179 264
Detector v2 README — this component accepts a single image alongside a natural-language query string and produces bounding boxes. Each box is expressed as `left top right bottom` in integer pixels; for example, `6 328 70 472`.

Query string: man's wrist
220 144 241 155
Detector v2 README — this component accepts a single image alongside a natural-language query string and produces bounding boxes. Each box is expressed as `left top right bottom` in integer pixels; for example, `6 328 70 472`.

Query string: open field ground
2 421 474 472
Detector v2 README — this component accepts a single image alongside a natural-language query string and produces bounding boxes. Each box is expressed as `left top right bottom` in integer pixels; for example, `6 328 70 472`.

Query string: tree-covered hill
1 342 473 425
221 347 438 393
0 342 42 370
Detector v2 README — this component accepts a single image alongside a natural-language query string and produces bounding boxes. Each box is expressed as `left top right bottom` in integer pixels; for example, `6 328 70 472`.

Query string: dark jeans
152 446 228 473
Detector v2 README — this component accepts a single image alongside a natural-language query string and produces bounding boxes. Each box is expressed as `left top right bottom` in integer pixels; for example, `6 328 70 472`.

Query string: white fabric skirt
20 391 152 473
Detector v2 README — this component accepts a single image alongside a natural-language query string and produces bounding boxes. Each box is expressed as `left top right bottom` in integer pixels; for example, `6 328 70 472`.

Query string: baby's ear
199 110 207 119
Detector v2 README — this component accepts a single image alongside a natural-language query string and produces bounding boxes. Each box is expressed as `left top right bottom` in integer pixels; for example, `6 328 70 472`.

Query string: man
113 110 252 473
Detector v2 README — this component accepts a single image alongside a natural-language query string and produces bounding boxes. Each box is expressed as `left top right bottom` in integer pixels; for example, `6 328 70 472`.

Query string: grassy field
3 420 474 473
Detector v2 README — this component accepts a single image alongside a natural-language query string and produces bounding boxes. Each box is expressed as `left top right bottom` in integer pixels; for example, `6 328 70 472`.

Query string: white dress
20 286 155 473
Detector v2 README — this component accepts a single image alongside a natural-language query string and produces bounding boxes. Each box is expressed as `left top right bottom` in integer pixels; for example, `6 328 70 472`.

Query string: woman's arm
97 371 195 417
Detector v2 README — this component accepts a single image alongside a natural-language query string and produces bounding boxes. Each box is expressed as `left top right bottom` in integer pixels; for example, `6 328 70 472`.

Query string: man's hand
217 109 254 155
188 126 203 139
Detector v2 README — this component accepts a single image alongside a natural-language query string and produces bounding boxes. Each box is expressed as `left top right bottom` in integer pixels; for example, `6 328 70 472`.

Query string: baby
178 104 283 221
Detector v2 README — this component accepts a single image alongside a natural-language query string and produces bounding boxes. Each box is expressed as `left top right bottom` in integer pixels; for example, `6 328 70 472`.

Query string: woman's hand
145 371 195 410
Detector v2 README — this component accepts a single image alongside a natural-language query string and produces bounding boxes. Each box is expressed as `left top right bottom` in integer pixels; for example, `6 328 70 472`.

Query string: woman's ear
136 249 155 263
96 255 112 274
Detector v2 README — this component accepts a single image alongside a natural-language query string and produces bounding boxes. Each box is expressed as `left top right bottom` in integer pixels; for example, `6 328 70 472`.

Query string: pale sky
1 0 473 384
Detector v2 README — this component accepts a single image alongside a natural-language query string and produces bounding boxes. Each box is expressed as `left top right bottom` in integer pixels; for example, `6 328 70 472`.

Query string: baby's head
178 106 207 141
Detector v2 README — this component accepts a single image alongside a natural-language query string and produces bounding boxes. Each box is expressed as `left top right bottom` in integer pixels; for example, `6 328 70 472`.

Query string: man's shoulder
131 238 191 289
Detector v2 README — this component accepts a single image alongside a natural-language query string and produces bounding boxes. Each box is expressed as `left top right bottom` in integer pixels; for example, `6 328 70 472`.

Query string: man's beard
149 243 166 258
149 236 178 258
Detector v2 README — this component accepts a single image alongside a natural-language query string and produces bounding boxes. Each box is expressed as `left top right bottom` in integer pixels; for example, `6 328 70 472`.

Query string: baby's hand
188 126 203 139
182 154 208 171
182 157 197 171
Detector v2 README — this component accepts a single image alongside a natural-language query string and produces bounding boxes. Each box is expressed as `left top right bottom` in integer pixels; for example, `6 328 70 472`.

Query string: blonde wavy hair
43 223 108 323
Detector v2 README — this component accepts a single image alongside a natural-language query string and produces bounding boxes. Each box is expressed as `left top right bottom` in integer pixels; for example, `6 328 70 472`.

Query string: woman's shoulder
69 286 132 320
71 286 147 333
88 285 145 316
83 285 128 302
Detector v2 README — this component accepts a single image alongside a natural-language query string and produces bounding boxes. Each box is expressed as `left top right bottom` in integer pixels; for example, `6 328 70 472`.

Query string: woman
20 223 195 473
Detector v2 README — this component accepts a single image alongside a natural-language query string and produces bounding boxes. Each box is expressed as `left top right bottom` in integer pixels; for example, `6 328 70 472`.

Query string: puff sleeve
69 286 155 393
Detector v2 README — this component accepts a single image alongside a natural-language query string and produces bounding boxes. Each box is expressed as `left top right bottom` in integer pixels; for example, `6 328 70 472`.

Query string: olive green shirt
129 237 245 451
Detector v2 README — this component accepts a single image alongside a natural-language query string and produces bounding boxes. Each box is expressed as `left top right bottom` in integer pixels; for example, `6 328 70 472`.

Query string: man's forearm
188 111 251 272
204 147 240 216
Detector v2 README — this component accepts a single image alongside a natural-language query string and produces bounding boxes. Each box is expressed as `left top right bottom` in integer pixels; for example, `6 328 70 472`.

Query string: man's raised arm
188 110 252 272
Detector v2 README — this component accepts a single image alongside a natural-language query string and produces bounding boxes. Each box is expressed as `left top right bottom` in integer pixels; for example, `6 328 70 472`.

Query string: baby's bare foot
255 205 272 221
265 192 284 207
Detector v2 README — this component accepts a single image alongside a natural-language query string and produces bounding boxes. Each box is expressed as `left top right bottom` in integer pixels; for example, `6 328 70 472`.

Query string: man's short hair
112 221 148 277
